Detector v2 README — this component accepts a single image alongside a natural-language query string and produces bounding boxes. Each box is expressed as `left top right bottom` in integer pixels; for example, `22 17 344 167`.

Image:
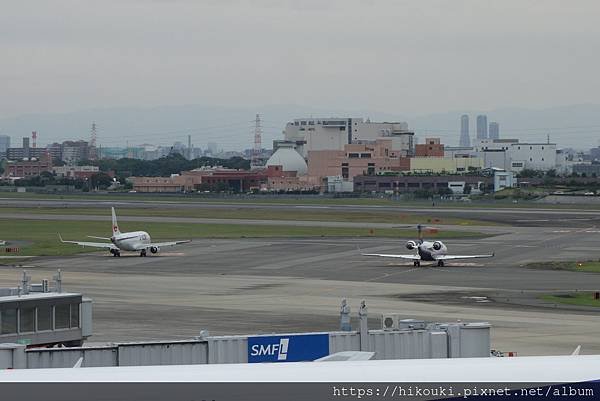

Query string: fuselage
111 231 151 251
417 240 448 261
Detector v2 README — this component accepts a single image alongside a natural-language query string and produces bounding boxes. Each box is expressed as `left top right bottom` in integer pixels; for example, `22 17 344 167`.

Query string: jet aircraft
59 207 190 257
362 224 493 267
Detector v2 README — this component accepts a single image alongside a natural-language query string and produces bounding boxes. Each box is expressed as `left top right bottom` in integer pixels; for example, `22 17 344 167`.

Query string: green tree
90 172 114 190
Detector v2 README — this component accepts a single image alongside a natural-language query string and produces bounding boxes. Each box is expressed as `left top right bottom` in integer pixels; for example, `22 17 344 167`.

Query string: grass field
2 191 600 210
0 218 488 259
525 260 600 273
0 206 495 226
540 292 600 307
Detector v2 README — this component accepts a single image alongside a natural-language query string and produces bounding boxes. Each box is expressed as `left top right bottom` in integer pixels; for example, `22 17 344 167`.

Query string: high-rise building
207 142 218 155
489 122 499 139
476 115 488 139
459 115 470 147
0 135 10 157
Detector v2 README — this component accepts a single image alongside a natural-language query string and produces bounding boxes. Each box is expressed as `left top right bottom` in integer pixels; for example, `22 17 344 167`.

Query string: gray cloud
1 0 599 118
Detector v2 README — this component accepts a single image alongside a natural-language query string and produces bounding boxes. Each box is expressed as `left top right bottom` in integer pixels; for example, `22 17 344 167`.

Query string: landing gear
140 249 147 257
110 249 121 257
413 260 421 267
437 260 445 267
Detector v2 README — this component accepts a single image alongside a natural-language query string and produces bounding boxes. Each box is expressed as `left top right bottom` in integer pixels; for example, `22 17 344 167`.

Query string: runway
2 222 600 356
3 197 600 227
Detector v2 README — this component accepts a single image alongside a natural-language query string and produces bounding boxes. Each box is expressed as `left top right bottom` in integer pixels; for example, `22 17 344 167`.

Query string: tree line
82 154 250 177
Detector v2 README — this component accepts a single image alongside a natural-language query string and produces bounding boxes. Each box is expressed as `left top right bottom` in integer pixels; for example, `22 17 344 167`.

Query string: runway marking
552 230 571 233
514 245 537 248
364 268 420 281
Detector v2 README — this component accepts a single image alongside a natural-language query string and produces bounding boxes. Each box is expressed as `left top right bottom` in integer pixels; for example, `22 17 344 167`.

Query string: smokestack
32 131 37 148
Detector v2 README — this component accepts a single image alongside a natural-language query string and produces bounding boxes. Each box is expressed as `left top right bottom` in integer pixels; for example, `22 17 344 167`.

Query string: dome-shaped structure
266 146 308 175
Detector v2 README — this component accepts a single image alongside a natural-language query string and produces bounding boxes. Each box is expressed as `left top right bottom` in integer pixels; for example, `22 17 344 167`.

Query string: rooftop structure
265 144 308 175
0 271 92 347
282 118 412 157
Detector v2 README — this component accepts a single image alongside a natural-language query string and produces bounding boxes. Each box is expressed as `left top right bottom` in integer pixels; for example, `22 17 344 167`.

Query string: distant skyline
1 1 599 119
1 102 600 151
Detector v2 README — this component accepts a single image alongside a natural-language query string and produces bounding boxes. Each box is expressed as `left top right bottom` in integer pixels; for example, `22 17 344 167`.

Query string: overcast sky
2 0 599 119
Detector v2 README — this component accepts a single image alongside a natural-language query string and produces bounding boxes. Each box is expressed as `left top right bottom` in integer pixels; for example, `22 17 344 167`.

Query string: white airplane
59 207 190 257
363 225 493 267
1 353 598 383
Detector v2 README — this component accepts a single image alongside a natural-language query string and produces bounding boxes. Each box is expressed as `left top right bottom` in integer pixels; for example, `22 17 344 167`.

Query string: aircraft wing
59 238 117 250
136 240 192 250
362 253 420 260
434 253 494 261
315 351 375 362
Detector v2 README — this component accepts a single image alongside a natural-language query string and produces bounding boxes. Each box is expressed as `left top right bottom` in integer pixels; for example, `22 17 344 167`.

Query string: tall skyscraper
476 115 488 139
0 135 10 157
459 115 470 147
489 122 499 139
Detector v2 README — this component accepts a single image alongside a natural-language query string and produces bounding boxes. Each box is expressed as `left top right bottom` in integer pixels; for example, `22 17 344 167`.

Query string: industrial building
410 157 484 174
53 165 100 179
280 118 413 157
354 174 491 193
572 163 600 176
415 138 444 157
307 139 410 183
4 156 53 178
445 138 561 173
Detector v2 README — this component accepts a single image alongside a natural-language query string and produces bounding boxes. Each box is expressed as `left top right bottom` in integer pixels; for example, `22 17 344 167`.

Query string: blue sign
247 334 329 363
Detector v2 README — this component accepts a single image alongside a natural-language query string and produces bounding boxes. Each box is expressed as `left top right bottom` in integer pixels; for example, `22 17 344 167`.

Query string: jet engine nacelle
150 246 160 254
432 241 442 251
406 240 418 250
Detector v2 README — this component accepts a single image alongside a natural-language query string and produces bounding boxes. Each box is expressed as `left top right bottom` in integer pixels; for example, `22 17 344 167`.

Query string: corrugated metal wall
208 336 248 364
11 323 490 369
368 330 447 360
118 341 208 366
27 347 117 369
329 332 360 354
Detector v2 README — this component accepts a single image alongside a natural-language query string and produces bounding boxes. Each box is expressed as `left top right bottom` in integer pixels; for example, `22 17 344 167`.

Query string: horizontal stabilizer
434 253 494 261
362 253 420 260
137 240 192 250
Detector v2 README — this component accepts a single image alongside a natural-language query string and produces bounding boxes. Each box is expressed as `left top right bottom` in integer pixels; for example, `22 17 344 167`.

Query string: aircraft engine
150 246 160 254
406 240 418 250
432 241 442 251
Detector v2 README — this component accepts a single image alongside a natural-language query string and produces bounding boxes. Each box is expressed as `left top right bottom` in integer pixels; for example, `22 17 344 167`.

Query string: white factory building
278 118 413 158
445 138 569 173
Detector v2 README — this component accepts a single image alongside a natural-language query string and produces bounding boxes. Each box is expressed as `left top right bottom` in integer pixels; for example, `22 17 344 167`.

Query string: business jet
59 207 190 257
362 225 493 267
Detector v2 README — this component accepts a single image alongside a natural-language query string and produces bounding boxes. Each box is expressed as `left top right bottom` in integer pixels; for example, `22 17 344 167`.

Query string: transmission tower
89 122 98 160
251 114 263 169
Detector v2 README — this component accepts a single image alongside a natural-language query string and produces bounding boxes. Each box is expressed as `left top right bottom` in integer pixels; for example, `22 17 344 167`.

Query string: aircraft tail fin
571 345 581 356
111 207 121 235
